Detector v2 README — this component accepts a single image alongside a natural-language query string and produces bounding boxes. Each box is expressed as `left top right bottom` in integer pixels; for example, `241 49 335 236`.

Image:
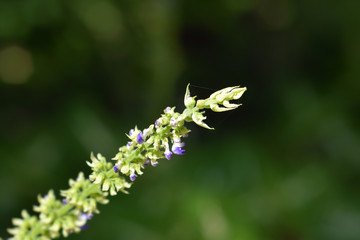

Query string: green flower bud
94 173 104 184
184 84 196 108
121 164 129 174
192 111 214 130
50 220 61 232
109 186 117 196
102 179 110 191
196 85 246 112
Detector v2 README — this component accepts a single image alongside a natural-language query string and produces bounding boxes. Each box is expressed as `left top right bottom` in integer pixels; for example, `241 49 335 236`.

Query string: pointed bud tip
184 84 196 108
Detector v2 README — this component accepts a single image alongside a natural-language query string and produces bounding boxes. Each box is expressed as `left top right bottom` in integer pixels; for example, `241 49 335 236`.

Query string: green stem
56 167 115 216
82 181 101 197
30 220 44 238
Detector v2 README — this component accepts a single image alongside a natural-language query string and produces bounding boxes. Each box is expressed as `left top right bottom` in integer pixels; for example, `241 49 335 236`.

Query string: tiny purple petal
62 198 68 204
137 132 144 144
170 118 178 127
165 107 171 113
80 224 88 231
155 119 160 126
87 213 93 220
165 150 173 160
127 141 132 147
172 147 186 155
172 142 186 155
151 161 159 167
129 129 134 136
80 212 93 221
143 159 151 167
130 173 137 181
114 165 119 173
79 213 88 221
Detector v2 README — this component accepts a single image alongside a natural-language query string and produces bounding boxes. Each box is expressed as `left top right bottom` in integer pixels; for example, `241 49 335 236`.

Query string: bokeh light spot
0 46 33 84
77 1 123 42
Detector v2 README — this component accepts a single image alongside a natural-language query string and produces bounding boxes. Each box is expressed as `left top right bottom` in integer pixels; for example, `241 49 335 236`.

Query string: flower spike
5 83 246 240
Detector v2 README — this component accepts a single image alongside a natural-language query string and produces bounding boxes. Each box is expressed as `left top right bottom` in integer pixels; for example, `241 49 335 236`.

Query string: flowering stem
57 169 114 217
5 84 246 240
82 182 101 197
56 203 74 218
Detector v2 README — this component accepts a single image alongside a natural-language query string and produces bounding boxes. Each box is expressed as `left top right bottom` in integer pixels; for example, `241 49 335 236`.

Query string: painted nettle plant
3 84 246 240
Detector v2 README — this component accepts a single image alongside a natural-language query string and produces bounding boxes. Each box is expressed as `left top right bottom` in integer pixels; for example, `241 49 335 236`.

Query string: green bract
5 84 246 240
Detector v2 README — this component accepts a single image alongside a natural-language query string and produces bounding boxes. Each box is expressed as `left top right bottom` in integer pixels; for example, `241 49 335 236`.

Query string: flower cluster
5 84 246 240
112 106 190 180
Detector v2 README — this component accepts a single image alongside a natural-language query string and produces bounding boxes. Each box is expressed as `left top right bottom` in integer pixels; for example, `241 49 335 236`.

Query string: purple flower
114 165 119 173
173 147 186 155
170 117 178 127
137 132 144 144
130 173 137 181
155 119 160 126
164 141 172 160
62 198 68 204
143 159 151 167
79 213 89 221
79 212 93 222
151 161 159 167
80 224 88 231
172 142 186 155
87 213 93 220
165 107 171 113
129 129 134 136
165 150 173 160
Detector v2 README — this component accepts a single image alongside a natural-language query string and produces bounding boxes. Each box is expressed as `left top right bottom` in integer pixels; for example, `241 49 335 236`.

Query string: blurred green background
1 0 360 239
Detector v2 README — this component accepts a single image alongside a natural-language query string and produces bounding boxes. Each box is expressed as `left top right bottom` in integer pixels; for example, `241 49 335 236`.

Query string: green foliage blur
1 0 360 239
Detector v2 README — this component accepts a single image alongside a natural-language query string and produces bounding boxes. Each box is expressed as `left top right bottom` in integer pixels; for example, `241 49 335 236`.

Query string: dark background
1 0 360 239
